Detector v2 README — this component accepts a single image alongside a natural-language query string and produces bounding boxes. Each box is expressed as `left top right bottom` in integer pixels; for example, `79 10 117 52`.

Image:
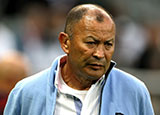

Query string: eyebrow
86 36 96 40
86 36 114 42
106 38 115 42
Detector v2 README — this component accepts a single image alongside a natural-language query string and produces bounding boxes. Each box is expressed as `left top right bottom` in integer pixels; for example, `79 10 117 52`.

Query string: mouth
87 63 104 70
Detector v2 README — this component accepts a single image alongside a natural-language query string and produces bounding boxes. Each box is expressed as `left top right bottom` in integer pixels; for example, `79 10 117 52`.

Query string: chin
86 72 104 80
82 68 105 80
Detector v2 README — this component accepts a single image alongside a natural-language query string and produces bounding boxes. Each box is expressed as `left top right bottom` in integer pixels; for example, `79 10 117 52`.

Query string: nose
93 44 105 59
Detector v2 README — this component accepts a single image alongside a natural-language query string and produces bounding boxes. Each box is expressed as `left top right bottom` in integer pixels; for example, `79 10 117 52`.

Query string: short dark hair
64 4 112 39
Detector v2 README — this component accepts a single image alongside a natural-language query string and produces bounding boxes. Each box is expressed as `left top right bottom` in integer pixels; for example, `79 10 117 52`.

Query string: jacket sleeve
139 84 155 115
4 88 21 115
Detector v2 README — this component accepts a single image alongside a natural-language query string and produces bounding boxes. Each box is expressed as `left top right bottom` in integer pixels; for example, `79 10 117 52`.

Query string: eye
86 41 96 45
85 41 97 48
105 42 113 46
104 42 113 49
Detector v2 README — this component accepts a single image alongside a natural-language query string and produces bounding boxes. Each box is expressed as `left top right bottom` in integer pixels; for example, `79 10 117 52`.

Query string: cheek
79 46 94 60
69 43 86 63
104 50 114 71
105 48 114 61
74 42 93 57
77 48 92 64
70 39 95 63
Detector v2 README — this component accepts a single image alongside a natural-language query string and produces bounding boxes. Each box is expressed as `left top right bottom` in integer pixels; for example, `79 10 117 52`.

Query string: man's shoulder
18 68 50 85
102 69 154 114
109 67 147 92
13 56 60 92
4 58 60 114
111 67 143 82
12 68 51 95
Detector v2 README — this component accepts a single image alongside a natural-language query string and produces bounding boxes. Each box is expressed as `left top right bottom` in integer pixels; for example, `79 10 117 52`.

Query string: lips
87 63 104 70
90 63 104 66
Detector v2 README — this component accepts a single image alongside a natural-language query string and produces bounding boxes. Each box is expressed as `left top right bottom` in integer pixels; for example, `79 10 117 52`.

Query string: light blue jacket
4 56 154 115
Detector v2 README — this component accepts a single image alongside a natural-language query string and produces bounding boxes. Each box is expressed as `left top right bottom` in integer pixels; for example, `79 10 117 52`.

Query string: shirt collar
54 55 67 89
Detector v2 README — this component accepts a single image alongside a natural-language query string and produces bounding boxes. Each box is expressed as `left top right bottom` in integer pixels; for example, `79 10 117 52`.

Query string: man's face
67 13 115 81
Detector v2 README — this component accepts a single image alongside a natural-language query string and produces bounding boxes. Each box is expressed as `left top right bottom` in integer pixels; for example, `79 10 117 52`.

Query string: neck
61 62 95 90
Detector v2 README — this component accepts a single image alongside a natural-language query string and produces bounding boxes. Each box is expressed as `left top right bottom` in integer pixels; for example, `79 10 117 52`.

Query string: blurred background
0 0 159 114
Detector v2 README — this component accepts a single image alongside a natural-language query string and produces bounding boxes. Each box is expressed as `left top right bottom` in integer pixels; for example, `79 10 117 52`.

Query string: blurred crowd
0 0 160 114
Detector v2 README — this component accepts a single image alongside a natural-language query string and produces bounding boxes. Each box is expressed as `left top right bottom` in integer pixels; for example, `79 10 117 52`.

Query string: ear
58 32 70 54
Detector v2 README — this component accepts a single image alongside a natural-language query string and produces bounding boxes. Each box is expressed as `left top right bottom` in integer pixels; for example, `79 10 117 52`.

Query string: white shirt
54 56 105 115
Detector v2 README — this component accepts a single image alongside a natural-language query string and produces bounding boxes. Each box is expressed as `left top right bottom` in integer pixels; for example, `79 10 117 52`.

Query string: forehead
73 9 115 39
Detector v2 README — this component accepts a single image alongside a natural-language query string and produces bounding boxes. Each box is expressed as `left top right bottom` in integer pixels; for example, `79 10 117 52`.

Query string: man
4 4 154 115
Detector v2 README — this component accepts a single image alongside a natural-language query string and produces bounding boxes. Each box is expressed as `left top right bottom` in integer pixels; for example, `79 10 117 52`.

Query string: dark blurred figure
0 51 29 114
137 23 160 69
105 1 150 68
